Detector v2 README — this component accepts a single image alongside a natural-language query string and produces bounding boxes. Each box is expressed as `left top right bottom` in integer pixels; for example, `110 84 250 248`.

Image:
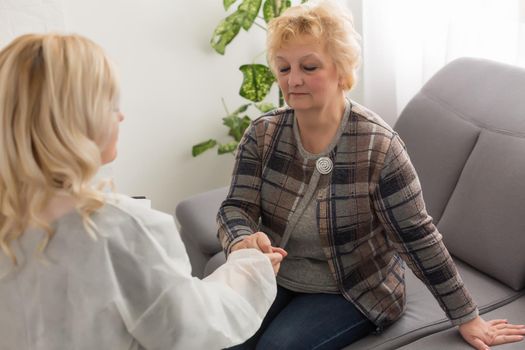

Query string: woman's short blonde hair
267 0 361 91
0 33 119 264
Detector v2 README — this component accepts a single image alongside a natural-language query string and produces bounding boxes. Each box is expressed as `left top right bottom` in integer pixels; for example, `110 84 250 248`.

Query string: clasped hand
231 232 287 275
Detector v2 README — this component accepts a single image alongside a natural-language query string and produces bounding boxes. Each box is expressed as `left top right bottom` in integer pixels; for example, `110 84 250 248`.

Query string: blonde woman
219 1 525 349
0 33 285 350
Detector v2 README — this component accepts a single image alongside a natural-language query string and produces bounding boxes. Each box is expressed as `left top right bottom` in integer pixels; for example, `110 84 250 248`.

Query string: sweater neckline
293 98 352 160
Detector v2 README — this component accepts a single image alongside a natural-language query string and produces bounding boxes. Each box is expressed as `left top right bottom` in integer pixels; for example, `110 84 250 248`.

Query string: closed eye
278 67 290 73
303 66 318 72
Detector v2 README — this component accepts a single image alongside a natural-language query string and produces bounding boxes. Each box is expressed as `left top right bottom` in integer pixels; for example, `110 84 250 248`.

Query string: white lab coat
0 194 276 350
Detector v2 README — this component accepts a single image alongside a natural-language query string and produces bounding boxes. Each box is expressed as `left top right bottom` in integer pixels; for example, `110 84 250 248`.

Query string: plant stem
279 89 284 107
253 20 267 31
221 97 230 115
252 49 268 64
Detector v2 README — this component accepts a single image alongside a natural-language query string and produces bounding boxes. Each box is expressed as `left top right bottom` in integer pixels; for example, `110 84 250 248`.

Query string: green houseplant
192 0 307 157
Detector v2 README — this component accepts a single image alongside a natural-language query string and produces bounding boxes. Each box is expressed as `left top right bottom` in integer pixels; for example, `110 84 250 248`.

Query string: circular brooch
316 157 333 175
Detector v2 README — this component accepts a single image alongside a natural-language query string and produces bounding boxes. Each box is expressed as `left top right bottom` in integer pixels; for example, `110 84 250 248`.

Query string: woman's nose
288 68 303 87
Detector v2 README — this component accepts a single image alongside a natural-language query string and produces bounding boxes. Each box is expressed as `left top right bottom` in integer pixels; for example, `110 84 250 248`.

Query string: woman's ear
338 76 345 89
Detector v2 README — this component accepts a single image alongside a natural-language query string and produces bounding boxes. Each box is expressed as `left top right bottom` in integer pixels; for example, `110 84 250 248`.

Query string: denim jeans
228 285 375 350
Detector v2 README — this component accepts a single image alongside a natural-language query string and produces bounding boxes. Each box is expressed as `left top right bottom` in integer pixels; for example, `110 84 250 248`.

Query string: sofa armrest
175 187 228 276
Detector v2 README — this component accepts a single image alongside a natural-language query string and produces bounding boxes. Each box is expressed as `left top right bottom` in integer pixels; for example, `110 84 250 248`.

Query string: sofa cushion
395 94 480 222
347 259 521 350
438 130 525 291
204 251 226 277
396 294 525 350
412 58 525 135
175 187 227 254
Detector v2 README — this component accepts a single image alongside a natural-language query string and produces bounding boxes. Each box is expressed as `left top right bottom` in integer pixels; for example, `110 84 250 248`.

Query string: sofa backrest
394 57 525 291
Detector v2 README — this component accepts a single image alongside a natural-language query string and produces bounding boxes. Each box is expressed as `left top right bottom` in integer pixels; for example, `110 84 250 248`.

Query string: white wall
63 0 268 214
345 0 364 104
0 0 65 46
1 0 363 214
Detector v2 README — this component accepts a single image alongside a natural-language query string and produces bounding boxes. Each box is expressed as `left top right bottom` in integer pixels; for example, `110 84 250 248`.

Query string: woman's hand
459 316 525 349
264 252 284 275
231 232 287 256
231 232 288 275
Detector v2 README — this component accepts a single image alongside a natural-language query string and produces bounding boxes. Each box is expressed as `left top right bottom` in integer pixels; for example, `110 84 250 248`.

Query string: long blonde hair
0 33 120 264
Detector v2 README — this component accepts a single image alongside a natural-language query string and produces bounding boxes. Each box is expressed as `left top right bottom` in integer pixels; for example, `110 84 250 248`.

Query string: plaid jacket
217 101 478 328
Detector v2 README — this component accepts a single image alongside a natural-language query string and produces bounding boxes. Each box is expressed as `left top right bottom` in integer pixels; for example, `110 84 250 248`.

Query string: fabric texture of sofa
175 57 525 349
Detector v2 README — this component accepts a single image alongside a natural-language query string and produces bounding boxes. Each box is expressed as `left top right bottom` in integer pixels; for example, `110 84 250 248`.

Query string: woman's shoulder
101 193 174 227
40 194 179 274
349 100 395 137
243 107 294 149
251 106 293 130
94 193 180 256
93 193 176 240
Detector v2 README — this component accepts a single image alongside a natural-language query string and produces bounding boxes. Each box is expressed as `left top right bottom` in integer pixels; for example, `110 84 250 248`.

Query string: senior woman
0 33 285 350
218 1 525 349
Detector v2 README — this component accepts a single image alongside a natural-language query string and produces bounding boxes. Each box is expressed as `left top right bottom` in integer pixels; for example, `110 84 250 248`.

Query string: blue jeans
229 286 375 350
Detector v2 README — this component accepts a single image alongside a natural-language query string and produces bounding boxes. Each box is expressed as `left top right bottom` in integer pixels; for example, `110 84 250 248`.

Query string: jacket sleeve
372 133 479 326
109 207 276 350
217 122 263 255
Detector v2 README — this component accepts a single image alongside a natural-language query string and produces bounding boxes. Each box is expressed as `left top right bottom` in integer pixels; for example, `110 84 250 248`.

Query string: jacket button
316 157 333 175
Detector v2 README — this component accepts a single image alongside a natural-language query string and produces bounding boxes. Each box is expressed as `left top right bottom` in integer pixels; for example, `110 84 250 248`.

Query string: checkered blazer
217 101 478 328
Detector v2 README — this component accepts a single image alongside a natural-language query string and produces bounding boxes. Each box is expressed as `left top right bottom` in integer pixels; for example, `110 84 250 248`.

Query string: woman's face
101 110 124 164
274 35 342 112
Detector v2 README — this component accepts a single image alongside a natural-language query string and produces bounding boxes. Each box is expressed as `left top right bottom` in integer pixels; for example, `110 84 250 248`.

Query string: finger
264 253 283 271
271 247 288 257
488 319 508 326
491 335 524 345
264 252 282 274
494 323 525 330
506 324 525 328
266 252 283 264
495 327 525 336
254 232 272 253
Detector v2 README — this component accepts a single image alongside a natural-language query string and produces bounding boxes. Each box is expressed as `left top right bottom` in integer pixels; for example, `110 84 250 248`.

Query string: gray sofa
175 57 525 349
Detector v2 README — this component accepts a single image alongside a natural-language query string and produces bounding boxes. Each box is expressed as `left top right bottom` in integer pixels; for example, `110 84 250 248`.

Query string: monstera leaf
223 114 252 141
218 141 240 154
231 103 251 115
210 12 243 55
238 0 262 30
211 0 262 54
239 64 275 102
192 139 218 157
255 102 277 112
263 0 291 23
224 0 237 10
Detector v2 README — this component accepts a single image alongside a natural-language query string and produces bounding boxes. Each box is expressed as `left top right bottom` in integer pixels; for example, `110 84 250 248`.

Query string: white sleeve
108 205 276 350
